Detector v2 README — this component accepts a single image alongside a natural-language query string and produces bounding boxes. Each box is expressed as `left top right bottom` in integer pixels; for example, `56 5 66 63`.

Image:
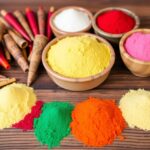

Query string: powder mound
34 101 74 149
13 101 44 131
96 10 135 34
47 35 111 78
0 83 36 129
53 9 91 32
125 32 150 61
71 97 126 147
119 89 150 130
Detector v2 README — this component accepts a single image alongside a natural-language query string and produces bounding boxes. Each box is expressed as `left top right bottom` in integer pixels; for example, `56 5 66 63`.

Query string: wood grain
0 0 150 149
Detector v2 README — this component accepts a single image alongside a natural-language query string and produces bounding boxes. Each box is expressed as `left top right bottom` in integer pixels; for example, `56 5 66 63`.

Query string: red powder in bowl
96 10 135 34
13 101 44 131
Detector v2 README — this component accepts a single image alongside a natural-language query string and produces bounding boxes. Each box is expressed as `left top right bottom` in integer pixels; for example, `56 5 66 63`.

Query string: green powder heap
34 101 74 149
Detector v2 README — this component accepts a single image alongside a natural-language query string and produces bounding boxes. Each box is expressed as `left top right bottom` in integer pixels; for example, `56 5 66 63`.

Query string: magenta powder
125 32 150 61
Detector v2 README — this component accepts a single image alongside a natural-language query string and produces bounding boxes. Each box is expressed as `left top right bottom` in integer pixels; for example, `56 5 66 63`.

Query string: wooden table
0 0 150 149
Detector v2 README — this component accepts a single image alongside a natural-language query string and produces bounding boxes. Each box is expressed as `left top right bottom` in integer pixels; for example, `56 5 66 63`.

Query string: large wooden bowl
50 6 93 37
42 33 115 91
120 28 150 77
92 7 140 43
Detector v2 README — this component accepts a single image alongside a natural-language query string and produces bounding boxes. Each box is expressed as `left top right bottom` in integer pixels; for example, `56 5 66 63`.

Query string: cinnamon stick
14 10 34 41
0 21 7 41
4 34 29 72
0 78 16 88
1 10 31 42
8 29 28 49
27 34 48 86
2 41 11 61
37 6 46 35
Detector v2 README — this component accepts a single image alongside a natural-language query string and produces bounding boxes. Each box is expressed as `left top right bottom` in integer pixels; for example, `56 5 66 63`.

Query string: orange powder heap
71 97 126 147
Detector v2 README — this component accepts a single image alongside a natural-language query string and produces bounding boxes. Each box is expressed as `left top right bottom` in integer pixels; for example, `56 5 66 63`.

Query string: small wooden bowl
50 6 93 37
92 7 140 43
120 28 150 77
42 33 115 91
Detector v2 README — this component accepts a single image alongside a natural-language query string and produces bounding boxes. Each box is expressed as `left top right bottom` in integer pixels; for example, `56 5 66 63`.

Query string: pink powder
13 101 44 131
124 32 150 61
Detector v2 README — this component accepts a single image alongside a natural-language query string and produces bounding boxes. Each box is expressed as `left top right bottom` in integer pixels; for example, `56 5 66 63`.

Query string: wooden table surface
0 0 150 149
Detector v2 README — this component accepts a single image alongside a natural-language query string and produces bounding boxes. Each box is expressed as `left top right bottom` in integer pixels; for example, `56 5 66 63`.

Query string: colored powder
96 10 135 34
0 83 36 129
53 9 91 32
119 89 150 130
34 101 74 149
71 97 126 147
13 101 44 131
124 32 150 61
47 35 111 78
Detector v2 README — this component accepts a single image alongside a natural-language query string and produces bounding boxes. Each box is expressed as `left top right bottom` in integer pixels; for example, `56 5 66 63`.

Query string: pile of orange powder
71 97 126 147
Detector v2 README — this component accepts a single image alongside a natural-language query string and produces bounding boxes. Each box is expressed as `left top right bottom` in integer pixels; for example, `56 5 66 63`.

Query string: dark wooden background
0 0 150 149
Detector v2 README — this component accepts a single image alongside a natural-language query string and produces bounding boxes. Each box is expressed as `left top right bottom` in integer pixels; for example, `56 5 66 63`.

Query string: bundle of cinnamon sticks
0 6 55 86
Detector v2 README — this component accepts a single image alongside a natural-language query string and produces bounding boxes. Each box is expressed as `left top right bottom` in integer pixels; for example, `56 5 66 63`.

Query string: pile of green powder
34 101 74 149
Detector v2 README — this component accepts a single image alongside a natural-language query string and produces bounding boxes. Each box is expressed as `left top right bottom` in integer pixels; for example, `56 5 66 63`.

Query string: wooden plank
0 90 150 150
1 65 150 90
0 90 150 149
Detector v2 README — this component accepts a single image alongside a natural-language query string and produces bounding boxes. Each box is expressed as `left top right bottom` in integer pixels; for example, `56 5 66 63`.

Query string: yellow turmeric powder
47 35 111 78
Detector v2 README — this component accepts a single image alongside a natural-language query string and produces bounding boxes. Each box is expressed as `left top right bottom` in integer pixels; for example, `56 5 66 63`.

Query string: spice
0 83 36 129
46 7 54 40
119 89 150 130
34 101 74 149
8 29 28 49
125 32 150 61
96 10 135 34
0 45 10 70
0 16 11 28
0 77 16 88
14 10 34 41
27 35 48 86
4 34 29 72
28 42 33 53
47 35 111 78
53 9 91 32
22 48 28 60
13 101 43 131
28 42 33 61
1 10 31 41
2 41 11 61
0 21 7 41
26 7 39 36
37 6 46 35
71 97 126 147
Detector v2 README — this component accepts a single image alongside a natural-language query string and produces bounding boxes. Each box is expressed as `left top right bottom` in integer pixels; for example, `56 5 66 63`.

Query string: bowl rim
42 33 115 82
92 7 140 38
50 6 93 34
120 28 150 64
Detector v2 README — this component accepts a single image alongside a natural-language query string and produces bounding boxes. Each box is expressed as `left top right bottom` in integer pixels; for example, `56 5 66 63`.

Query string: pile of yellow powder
0 83 36 129
119 89 150 130
47 35 111 78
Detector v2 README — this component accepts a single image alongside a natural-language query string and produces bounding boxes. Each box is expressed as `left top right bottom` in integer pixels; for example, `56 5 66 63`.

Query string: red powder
96 10 135 34
13 101 44 131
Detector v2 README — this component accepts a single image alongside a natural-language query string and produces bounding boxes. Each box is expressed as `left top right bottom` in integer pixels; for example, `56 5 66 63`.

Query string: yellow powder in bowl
47 35 111 78
0 83 36 129
119 89 150 130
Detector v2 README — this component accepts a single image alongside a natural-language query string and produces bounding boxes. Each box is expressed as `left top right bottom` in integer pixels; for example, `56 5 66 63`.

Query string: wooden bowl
120 28 150 77
42 33 115 91
92 7 140 43
50 6 93 37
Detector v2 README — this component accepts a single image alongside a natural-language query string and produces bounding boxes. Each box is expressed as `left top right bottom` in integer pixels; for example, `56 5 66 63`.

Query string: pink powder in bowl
124 32 150 61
